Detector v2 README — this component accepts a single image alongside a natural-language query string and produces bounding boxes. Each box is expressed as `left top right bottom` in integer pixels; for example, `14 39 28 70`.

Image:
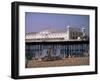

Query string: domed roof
38 28 58 34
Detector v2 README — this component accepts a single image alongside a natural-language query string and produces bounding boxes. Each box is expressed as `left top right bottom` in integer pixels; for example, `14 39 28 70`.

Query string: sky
25 12 89 35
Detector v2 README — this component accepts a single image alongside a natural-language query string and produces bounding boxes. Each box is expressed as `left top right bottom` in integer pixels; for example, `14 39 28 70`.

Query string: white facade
25 26 88 42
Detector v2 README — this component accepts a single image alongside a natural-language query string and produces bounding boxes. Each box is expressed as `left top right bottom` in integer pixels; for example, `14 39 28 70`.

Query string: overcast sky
25 12 89 35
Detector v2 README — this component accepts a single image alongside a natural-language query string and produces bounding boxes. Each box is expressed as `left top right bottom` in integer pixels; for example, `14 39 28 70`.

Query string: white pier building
25 26 88 42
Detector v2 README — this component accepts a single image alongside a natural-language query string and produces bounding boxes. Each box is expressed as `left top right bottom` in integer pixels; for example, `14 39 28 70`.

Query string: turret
82 28 86 36
67 25 70 40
